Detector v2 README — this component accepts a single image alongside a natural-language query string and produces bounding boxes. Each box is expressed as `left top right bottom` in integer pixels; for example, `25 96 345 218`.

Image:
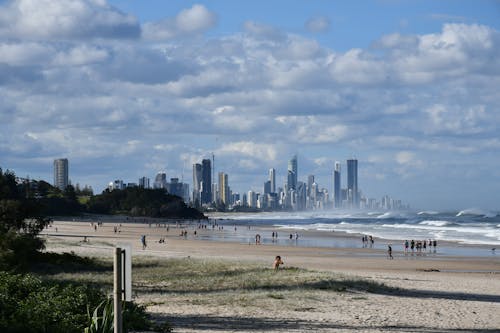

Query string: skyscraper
264 180 271 194
201 159 212 204
334 162 341 208
192 163 202 203
347 158 359 208
269 168 276 194
154 172 167 189
53 158 69 190
307 175 315 196
218 172 229 205
139 176 150 189
287 155 298 190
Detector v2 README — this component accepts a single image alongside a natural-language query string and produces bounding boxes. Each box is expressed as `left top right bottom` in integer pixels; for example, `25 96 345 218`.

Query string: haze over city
1 0 499 211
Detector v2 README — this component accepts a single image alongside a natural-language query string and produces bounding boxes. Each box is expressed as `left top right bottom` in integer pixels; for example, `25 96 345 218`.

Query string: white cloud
0 42 54 65
217 141 278 162
276 116 349 144
142 4 216 40
329 49 388 84
0 4 499 209
0 0 140 40
52 45 108 66
424 104 488 134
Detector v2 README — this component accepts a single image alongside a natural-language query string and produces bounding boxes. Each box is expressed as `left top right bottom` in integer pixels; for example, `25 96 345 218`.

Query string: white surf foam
419 220 450 227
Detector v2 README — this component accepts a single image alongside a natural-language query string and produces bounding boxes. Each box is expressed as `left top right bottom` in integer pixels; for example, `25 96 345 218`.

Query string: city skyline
80 155 406 211
1 1 499 210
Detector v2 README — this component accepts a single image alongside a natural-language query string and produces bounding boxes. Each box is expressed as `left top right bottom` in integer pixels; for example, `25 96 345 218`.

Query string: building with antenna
287 155 298 190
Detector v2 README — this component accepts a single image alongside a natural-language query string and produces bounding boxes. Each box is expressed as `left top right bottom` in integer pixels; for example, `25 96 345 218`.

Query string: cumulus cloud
0 0 499 208
142 4 216 40
0 0 140 40
52 45 109 66
305 16 330 33
329 49 388 84
424 104 488 135
217 141 278 162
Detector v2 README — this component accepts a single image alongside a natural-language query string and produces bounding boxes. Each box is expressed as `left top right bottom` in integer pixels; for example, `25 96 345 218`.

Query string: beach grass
41 255 389 299
132 258 389 294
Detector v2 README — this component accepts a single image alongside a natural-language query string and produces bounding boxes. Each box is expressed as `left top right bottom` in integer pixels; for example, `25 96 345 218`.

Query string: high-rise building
347 158 359 208
154 172 167 189
307 175 315 196
192 163 202 203
218 172 229 205
201 159 212 204
53 158 69 190
287 155 298 190
139 177 150 189
264 180 271 194
269 168 276 193
108 179 125 191
247 190 256 208
334 162 341 208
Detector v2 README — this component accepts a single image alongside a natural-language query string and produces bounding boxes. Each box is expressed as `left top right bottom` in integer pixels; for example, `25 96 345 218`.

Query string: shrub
0 272 171 333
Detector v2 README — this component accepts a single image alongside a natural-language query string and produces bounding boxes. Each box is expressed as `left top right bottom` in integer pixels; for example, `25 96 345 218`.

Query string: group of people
404 239 437 254
361 235 375 247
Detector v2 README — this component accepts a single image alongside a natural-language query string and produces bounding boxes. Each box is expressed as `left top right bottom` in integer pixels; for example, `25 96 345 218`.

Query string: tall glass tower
334 161 341 208
201 159 212 204
347 158 358 208
53 158 69 190
192 163 202 203
269 168 276 194
287 155 298 190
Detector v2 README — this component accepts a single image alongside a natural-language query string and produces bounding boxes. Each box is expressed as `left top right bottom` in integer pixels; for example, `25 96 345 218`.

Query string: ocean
208 208 500 257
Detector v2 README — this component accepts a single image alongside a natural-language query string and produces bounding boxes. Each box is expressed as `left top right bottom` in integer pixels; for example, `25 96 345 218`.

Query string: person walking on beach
141 235 147 250
387 244 393 259
404 240 409 254
255 234 261 245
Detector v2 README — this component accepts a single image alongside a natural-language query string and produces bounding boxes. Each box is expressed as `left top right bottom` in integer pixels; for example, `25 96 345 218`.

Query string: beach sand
42 220 500 332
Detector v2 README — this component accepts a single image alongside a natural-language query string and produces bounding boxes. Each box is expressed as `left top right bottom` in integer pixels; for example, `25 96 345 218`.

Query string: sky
0 0 499 211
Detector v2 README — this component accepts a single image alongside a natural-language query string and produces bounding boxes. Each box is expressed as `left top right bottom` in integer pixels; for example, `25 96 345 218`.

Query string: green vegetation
0 272 169 333
130 258 388 294
87 187 205 219
0 169 171 332
1 167 205 219
0 169 50 270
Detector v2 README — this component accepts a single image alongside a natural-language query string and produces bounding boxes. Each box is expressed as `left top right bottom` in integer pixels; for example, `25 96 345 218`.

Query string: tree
0 169 50 270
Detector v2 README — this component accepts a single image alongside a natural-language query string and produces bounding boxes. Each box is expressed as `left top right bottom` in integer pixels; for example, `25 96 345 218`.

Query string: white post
114 247 123 333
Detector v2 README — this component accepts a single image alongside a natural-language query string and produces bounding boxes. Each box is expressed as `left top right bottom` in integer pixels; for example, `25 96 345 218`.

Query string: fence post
114 247 123 333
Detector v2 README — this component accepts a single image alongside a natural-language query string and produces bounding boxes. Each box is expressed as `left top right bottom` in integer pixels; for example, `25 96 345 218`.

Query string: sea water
209 208 500 257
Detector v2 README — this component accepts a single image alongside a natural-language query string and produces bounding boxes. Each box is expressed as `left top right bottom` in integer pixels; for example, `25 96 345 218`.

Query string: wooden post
114 247 123 333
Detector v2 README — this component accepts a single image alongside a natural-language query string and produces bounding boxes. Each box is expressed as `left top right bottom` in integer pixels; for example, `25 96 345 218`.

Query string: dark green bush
0 272 170 333
0 272 102 333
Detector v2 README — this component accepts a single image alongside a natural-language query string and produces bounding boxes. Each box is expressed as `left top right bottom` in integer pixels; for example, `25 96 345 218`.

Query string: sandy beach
42 219 500 332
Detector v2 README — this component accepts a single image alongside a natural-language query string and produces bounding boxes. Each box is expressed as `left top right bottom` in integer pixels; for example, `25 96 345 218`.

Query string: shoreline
45 219 500 265
52 216 498 258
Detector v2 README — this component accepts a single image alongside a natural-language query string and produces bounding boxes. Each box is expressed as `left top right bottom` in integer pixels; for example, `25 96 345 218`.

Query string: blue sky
0 0 499 210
